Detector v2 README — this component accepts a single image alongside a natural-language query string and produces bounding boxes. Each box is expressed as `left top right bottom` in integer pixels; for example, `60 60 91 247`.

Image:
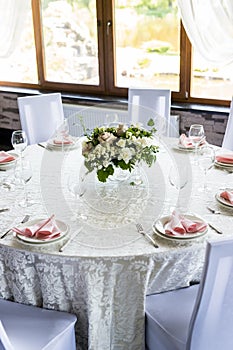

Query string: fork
206 206 228 215
136 223 159 248
0 215 30 239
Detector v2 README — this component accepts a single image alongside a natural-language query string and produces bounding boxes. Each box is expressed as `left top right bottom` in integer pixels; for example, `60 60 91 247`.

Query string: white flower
117 138 126 148
119 147 133 164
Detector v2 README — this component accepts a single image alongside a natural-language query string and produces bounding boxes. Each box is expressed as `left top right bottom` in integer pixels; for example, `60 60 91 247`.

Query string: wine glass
169 164 190 212
11 130 28 157
56 119 70 152
14 160 33 207
188 124 205 163
67 174 87 221
198 145 215 191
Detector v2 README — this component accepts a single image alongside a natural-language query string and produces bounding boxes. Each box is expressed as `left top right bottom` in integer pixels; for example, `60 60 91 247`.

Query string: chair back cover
187 238 233 350
222 97 233 151
128 88 171 136
17 93 64 145
0 299 77 350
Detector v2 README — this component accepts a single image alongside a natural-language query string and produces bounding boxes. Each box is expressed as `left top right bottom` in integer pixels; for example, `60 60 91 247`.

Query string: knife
59 227 82 252
0 208 9 213
208 222 223 235
0 215 30 239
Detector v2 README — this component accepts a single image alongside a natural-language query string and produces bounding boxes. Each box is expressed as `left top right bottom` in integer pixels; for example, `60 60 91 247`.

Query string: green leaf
97 164 114 182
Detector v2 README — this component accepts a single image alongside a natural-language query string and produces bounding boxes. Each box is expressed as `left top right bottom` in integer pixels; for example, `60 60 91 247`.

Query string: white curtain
177 0 233 65
0 0 30 58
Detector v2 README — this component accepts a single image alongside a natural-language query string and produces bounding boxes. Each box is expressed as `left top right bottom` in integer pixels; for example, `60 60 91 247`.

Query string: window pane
41 0 99 85
0 1 37 83
114 0 180 91
191 50 233 101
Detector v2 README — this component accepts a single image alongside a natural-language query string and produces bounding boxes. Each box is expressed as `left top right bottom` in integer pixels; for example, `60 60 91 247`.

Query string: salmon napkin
220 190 233 204
215 154 233 164
178 134 194 148
0 151 16 163
53 132 74 145
12 215 61 240
164 211 207 236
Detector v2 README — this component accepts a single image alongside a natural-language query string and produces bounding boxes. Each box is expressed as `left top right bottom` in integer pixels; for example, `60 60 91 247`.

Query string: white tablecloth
0 138 232 350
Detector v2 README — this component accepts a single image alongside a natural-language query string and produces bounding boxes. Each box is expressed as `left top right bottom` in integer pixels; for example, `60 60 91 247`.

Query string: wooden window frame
0 0 230 107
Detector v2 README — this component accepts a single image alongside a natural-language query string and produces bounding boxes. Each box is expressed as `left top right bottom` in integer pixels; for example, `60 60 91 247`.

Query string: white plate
215 190 233 208
214 160 233 169
152 214 208 241
47 138 76 149
176 144 195 151
15 218 69 244
0 151 19 169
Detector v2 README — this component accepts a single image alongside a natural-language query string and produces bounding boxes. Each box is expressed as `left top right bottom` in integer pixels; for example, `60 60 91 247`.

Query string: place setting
10 214 70 249
43 120 80 151
152 210 208 243
214 152 233 172
215 188 233 209
174 124 206 154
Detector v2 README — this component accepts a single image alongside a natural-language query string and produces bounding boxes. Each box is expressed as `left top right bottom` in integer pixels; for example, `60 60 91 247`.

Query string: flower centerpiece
82 123 159 183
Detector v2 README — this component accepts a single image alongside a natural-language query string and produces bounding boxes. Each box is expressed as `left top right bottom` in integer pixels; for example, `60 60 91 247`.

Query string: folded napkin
215 154 233 164
12 215 61 240
178 134 194 148
0 151 16 163
53 132 74 145
164 211 207 236
220 190 233 204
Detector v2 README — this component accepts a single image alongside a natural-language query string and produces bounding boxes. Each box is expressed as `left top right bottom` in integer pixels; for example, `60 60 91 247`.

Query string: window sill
0 86 230 115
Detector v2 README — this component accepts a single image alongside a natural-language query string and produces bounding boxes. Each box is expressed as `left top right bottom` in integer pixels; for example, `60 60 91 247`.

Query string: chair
145 238 233 350
0 299 77 350
128 88 171 136
222 97 233 151
17 93 64 145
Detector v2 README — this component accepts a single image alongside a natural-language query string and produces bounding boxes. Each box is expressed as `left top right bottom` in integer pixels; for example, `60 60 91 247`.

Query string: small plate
215 190 233 208
0 151 19 170
214 160 233 169
176 144 195 152
152 214 208 241
15 218 69 244
47 138 76 149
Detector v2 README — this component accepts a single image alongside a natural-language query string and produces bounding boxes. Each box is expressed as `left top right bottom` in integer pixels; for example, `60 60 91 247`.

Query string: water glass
188 124 205 162
198 145 215 191
11 130 28 155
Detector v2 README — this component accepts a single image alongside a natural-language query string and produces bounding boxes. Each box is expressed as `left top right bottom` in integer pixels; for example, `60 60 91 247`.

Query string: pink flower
98 132 117 144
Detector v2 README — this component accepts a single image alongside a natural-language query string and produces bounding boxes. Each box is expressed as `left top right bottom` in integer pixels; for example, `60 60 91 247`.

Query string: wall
0 91 228 148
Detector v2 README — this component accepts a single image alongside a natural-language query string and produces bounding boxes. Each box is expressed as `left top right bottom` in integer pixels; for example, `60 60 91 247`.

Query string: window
0 0 232 106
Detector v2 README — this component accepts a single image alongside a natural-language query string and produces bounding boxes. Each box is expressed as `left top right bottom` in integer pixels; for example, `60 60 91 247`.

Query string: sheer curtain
177 0 233 65
0 0 30 57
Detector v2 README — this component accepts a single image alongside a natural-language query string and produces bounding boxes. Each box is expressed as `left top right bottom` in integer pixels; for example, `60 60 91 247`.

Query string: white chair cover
17 93 64 145
222 97 233 151
145 238 233 350
0 299 77 350
128 88 171 136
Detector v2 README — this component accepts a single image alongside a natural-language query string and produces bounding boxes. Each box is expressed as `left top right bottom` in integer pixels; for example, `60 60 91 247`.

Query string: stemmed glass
67 174 87 221
14 160 33 207
188 124 205 163
198 145 215 191
11 130 28 159
56 119 70 152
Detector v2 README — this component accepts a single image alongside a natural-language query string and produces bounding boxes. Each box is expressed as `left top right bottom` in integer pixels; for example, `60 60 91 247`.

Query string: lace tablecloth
0 138 232 350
